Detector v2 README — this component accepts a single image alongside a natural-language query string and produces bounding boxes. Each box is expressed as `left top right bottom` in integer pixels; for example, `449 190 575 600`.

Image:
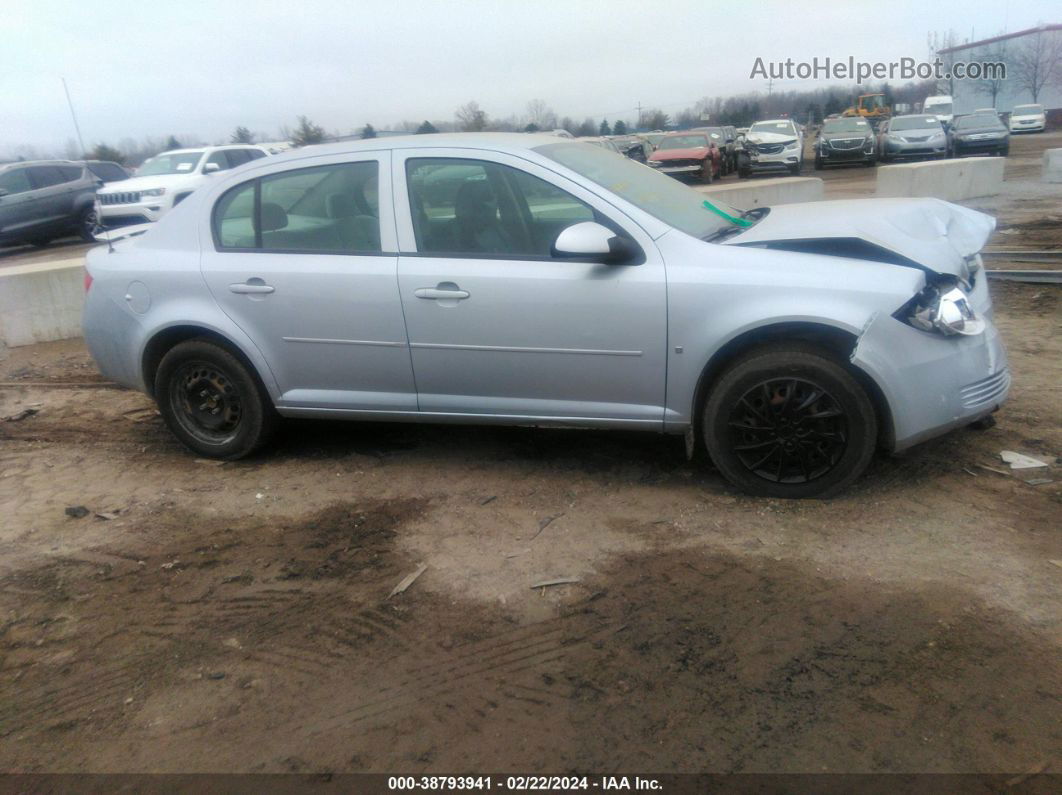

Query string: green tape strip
703 199 753 227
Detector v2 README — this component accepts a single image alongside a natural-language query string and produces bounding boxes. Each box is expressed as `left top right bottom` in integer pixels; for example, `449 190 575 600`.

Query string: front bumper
883 139 947 158
743 150 801 172
1009 120 1045 132
649 161 704 176
952 137 1008 155
852 275 1009 451
99 199 167 226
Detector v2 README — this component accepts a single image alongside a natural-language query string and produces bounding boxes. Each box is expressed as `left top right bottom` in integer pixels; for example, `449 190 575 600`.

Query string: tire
702 344 878 498
78 206 100 242
155 338 278 459
701 159 713 184
738 168 750 179
788 162 801 176
813 155 822 170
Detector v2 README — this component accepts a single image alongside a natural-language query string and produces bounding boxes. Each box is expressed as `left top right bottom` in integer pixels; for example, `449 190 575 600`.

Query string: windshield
925 101 952 115
1013 104 1043 114
536 141 740 239
137 151 204 176
657 134 709 150
821 118 870 133
750 121 794 135
890 115 942 131
955 114 1003 130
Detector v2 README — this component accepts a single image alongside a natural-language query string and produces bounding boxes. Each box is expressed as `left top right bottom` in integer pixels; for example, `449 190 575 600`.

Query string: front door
393 149 667 425
200 152 417 412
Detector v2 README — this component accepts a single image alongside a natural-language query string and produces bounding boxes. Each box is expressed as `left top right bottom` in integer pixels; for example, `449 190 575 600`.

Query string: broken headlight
896 281 985 337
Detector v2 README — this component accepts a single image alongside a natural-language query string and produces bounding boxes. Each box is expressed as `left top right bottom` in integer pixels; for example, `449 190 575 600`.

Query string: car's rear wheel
155 338 277 459
78 206 100 242
702 345 878 498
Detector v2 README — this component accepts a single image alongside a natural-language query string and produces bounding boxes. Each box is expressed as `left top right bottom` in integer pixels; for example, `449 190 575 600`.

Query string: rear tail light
84 269 93 292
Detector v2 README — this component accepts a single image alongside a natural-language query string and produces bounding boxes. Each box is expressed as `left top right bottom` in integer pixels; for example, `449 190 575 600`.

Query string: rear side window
245 149 267 161
214 161 381 253
27 166 66 188
87 162 128 182
60 165 84 181
0 168 31 195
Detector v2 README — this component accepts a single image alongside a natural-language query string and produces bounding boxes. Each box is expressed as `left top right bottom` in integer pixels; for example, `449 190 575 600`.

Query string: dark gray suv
0 160 100 247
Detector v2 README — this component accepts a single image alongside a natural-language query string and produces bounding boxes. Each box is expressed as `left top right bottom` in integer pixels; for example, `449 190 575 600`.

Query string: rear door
0 167 39 240
200 151 416 412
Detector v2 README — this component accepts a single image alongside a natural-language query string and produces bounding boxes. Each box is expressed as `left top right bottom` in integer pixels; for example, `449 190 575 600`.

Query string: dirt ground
0 135 1060 776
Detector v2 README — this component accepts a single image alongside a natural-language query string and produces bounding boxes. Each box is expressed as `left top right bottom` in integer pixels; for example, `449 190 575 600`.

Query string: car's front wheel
701 159 714 184
78 206 100 242
702 345 878 498
155 338 277 459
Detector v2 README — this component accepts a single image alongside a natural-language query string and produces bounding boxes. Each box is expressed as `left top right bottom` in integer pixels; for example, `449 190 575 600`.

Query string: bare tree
526 99 557 130
456 101 488 132
1011 28 1062 103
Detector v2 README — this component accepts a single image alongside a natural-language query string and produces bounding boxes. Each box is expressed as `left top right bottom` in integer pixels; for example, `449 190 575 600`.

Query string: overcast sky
2 0 1057 156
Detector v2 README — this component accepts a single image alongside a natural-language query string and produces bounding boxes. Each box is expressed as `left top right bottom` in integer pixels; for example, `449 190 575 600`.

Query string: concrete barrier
695 177 824 209
0 257 85 349
1042 148 1062 183
875 157 1004 200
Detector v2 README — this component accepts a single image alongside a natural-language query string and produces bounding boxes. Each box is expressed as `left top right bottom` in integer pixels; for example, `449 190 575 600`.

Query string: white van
922 96 954 127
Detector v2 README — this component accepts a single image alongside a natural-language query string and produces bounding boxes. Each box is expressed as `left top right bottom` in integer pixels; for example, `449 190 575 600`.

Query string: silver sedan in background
83 133 1008 498
878 114 948 161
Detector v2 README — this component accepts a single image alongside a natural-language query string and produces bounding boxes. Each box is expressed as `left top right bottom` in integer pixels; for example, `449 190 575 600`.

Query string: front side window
215 161 381 253
536 141 736 240
0 168 31 195
27 166 66 188
406 158 596 257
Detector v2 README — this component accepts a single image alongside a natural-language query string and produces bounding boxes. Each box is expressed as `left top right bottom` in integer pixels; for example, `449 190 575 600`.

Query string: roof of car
250 132 575 160
154 144 269 156
0 159 83 171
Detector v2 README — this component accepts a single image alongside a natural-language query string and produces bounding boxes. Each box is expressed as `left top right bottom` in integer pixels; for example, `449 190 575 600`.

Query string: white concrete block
0 258 86 348
696 177 824 209
875 157 1004 200
1042 148 1062 183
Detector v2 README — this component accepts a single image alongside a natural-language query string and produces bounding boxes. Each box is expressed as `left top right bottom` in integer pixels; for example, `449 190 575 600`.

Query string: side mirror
203 162 221 174
551 221 639 265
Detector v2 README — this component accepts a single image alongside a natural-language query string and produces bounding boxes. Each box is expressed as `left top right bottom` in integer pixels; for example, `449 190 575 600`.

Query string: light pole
61 77 86 156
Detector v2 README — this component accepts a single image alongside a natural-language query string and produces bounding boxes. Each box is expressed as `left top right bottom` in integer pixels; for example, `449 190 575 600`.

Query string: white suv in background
97 145 269 228
1008 104 1046 133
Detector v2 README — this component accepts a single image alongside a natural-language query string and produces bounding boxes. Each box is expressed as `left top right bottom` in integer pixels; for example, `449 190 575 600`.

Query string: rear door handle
414 287 469 300
229 281 275 295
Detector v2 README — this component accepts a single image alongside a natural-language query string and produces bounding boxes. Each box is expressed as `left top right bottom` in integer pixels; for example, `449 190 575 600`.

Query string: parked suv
814 116 876 168
97 145 269 228
0 160 100 246
738 119 804 176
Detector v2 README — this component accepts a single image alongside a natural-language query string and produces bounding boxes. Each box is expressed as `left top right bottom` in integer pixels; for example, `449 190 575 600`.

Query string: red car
647 131 722 183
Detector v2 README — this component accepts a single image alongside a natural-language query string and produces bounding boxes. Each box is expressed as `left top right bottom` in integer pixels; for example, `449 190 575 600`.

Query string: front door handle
229 280 275 295
414 287 469 300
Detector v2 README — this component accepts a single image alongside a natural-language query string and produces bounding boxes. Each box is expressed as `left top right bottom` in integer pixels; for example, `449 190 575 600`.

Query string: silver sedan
83 133 1008 497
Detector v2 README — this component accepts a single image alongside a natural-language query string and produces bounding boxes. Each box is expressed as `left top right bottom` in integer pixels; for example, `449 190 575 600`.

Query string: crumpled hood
726 197 995 277
651 147 710 161
745 131 795 145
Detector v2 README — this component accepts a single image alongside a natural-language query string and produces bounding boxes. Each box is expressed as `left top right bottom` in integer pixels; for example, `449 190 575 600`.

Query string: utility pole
61 77 86 156
636 102 643 130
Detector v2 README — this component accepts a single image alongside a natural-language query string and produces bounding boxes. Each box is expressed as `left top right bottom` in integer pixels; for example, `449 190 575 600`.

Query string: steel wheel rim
728 377 848 484
169 361 242 445
83 209 100 238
